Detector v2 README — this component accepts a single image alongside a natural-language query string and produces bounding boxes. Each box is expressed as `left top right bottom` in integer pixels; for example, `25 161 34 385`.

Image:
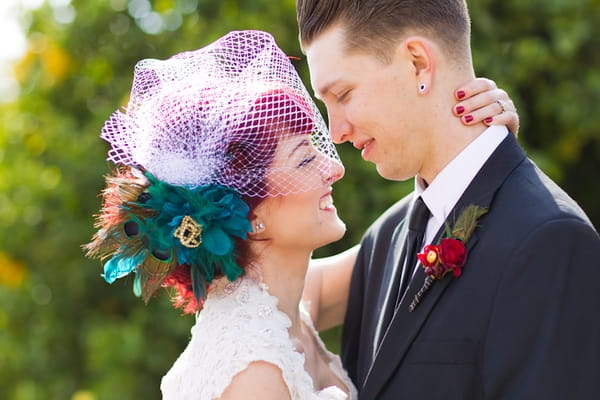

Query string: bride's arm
303 245 359 331
217 361 291 400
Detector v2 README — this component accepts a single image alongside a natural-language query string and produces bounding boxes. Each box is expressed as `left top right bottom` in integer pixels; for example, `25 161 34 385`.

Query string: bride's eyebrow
288 139 310 158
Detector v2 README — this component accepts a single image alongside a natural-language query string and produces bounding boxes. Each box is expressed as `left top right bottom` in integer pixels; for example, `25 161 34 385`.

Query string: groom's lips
357 139 374 161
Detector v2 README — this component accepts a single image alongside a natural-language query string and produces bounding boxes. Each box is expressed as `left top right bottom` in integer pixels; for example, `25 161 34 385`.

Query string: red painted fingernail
484 117 493 124
455 106 465 115
456 90 466 99
464 115 473 123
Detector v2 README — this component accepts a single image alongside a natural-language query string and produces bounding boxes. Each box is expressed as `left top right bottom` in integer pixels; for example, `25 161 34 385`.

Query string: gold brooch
173 215 202 248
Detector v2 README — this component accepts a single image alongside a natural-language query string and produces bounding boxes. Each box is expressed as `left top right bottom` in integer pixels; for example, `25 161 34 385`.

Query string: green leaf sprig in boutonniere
408 204 488 312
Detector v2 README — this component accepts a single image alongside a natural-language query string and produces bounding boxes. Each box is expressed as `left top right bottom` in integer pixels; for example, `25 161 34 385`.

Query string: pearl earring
255 222 265 231
418 83 427 93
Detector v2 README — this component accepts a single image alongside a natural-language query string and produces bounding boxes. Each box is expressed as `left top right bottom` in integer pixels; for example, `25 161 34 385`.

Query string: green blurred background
0 0 598 399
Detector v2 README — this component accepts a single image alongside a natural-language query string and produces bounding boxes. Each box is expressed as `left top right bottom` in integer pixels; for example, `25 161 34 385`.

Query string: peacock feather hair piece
84 166 252 304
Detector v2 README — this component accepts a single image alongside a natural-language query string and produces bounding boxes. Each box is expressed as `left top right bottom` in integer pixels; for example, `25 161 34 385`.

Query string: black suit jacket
341 134 600 399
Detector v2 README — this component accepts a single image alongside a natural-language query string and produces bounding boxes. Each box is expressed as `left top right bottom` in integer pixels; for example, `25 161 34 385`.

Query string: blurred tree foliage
0 0 598 399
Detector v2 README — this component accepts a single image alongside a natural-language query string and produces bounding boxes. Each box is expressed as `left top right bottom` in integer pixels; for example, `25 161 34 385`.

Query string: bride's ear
249 220 266 236
247 204 267 238
248 200 270 238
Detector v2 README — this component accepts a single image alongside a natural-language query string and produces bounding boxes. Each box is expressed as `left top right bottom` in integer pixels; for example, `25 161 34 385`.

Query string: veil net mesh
100 30 341 197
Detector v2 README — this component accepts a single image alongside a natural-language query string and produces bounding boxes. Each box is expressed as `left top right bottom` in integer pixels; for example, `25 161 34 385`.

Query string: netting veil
101 30 341 197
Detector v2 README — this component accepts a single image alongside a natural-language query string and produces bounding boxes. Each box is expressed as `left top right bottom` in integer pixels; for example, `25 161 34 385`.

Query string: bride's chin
322 223 347 246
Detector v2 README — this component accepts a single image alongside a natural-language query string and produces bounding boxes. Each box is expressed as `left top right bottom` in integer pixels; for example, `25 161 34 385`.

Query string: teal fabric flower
101 171 252 303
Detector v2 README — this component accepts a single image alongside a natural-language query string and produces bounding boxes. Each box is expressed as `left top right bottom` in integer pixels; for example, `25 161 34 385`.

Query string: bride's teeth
320 196 333 209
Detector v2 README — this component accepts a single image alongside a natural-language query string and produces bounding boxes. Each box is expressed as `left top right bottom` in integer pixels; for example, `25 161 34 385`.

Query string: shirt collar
416 125 509 229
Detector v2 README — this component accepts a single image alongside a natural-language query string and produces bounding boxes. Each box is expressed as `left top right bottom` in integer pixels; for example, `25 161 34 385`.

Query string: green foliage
0 0 598 399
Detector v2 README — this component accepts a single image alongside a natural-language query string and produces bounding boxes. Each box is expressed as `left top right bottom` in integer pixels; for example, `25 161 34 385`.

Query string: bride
85 30 516 399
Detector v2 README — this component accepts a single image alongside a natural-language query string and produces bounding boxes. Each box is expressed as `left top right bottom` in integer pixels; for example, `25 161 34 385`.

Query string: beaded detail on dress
160 275 357 400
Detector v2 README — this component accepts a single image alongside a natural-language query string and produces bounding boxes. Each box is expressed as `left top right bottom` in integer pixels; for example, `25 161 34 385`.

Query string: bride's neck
253 248 311 336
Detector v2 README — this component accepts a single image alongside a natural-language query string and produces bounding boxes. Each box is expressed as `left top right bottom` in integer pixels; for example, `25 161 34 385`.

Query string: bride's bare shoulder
216 361 291 400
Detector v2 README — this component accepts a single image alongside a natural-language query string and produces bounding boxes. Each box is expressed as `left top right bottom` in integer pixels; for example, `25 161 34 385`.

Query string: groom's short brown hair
297 0 471 63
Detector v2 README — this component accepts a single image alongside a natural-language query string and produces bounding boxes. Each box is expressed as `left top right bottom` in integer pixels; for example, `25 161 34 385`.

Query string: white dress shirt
412 125 509 274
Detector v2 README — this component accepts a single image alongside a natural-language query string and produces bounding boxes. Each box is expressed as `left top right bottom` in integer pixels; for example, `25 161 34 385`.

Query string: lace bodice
160 275 357 400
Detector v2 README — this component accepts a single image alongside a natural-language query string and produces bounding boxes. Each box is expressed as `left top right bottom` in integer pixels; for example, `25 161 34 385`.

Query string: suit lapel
359 134 526 399
372 214 411 357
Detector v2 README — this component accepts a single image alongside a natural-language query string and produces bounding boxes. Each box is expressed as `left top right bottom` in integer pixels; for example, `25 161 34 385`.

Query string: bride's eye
297 154 316 168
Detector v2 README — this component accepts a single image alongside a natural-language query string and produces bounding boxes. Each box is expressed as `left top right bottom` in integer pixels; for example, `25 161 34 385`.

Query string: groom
298 0 600 399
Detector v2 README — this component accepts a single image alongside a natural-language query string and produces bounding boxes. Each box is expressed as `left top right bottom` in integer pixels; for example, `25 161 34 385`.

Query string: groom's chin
375 165 413 182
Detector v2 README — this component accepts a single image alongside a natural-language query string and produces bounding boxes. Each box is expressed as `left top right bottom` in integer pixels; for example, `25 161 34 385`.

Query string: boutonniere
408 204 488 312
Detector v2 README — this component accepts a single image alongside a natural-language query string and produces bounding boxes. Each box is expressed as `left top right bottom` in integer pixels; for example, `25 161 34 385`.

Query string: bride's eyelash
297 154 316 168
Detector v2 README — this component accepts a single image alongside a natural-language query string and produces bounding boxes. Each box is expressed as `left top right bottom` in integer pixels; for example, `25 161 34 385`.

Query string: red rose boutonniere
408 204 488 312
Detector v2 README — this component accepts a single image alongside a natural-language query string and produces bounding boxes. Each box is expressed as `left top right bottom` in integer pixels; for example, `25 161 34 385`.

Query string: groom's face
305 25 429 181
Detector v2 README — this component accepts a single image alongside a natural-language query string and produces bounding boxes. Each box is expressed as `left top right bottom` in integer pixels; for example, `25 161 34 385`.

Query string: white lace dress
160 275 358 400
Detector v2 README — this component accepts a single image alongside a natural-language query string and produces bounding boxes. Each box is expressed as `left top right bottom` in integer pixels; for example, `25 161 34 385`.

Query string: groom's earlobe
404 37 434 94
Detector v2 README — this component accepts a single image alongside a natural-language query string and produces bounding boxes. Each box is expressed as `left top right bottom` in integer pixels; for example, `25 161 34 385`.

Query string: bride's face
256 134 346 251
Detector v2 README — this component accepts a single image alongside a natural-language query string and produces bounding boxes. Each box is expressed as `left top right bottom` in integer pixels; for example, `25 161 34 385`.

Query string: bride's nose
321 157 345 185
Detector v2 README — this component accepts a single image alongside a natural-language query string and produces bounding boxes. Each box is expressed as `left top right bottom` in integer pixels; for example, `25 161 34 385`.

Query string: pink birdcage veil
100 30 340 197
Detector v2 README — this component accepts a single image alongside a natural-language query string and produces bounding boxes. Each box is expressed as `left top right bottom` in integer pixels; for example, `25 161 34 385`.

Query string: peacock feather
448 204 488 243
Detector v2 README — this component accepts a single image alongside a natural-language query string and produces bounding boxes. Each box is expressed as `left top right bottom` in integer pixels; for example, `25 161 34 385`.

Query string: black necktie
376 196 431 349
395 196 430 307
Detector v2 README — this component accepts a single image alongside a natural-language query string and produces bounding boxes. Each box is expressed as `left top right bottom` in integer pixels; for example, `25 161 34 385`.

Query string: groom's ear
402 37 435 94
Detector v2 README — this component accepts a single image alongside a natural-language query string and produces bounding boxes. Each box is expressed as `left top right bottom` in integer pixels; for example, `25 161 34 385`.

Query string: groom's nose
328 111 352 144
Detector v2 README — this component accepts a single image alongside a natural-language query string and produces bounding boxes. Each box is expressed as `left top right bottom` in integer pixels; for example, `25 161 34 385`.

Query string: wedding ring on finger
496 100 506 113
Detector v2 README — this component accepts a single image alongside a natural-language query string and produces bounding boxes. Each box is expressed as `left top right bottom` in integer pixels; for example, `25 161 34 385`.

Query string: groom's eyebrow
313 79 341 100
